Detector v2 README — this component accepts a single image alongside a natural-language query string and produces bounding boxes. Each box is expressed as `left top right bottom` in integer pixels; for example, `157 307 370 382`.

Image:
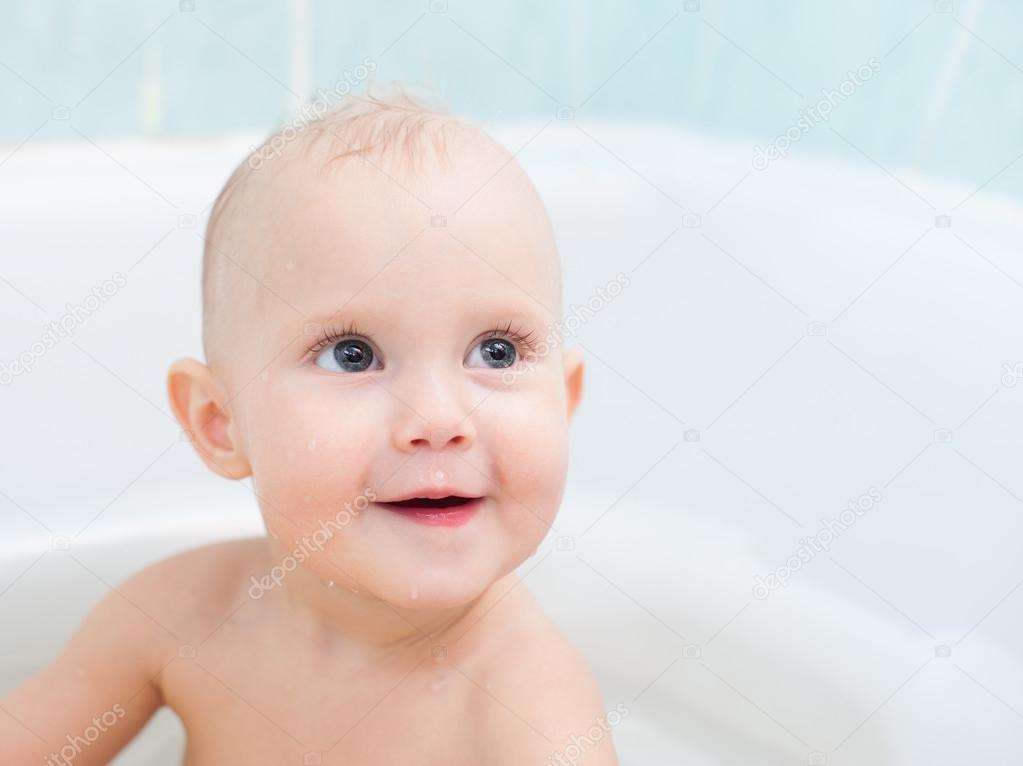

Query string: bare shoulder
464 580 621 765
0 538 264 764
117 537 265 653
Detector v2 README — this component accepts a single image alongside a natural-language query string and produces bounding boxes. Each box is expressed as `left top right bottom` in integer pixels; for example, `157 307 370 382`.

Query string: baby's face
217 137 580 609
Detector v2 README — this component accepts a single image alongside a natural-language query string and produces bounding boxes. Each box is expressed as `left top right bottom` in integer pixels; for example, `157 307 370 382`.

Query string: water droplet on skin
307 439 316 451
433 469 445 482
410 586 419 600
320 579 336 588
259 371 269 382
431 677 446 693
286 259 295 271
303 495 311 504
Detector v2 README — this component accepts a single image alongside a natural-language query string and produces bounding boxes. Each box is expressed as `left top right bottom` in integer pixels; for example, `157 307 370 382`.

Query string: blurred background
1 0 1022 192
1 1 1022 764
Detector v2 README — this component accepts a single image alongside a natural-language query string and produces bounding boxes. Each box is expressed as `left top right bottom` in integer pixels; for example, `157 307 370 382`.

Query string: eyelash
304 320 540 359
305 321 372 358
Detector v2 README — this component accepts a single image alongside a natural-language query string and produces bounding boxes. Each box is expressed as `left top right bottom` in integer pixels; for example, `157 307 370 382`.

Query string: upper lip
380 487 483 502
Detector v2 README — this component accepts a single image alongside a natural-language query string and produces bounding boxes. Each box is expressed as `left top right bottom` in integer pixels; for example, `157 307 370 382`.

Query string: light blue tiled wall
1 0 1021 196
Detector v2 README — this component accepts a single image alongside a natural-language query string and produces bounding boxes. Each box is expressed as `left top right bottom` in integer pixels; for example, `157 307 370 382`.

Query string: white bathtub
2 123 1022 763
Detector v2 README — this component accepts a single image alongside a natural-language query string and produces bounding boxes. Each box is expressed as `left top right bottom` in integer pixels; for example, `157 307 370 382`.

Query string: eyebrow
300 305 552 335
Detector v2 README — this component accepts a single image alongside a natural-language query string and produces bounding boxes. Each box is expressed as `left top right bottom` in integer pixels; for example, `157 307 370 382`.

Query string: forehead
242 140 561 329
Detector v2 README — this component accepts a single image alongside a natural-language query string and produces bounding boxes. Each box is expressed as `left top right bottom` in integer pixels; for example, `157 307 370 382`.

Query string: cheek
241 381 384 531
484 386 570 525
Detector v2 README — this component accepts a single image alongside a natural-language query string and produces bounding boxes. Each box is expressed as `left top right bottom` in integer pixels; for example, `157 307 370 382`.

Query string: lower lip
378 498 483 527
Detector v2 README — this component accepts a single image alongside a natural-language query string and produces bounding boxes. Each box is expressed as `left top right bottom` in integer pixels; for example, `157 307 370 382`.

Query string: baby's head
169 88 584 610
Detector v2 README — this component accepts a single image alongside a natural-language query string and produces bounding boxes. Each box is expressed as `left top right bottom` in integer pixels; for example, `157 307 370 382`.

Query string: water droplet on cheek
320 578 336 588
431 677 446 693
410 586 419 600
307 439 316 451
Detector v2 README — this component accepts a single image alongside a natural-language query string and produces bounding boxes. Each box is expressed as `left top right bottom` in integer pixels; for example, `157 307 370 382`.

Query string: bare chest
159 639 482 765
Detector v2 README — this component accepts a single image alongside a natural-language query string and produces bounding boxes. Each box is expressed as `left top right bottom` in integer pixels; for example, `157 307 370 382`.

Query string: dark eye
315 339 378 373
467 338 517 369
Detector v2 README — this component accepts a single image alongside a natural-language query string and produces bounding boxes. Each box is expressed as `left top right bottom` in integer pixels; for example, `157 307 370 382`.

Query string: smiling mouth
377 496 483 527
381 495 478 510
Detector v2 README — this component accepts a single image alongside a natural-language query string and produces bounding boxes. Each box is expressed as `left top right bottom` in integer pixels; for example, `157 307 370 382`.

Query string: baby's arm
0 570 170 764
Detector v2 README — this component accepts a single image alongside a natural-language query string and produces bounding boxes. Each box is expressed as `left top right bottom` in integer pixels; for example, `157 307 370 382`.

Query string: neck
258 537 515 660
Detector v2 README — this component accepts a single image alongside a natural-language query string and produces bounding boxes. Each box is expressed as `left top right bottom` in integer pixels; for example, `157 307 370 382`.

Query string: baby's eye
315 339 380 373
466 337 517 369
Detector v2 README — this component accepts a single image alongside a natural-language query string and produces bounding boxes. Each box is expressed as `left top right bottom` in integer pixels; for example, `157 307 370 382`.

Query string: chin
376 558 502 610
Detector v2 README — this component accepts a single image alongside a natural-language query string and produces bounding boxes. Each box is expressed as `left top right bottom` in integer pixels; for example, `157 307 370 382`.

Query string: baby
0 90 619 765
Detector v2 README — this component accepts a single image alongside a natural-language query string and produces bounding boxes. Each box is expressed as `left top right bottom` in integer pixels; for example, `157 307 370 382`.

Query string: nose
389 368 477 453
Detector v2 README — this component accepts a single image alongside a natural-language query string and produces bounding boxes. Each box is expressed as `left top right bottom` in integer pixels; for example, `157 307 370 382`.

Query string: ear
562 349 585 422
167 357 251 479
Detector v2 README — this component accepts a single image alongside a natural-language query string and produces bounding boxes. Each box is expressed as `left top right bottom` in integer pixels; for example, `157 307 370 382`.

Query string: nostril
407 428 468 449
